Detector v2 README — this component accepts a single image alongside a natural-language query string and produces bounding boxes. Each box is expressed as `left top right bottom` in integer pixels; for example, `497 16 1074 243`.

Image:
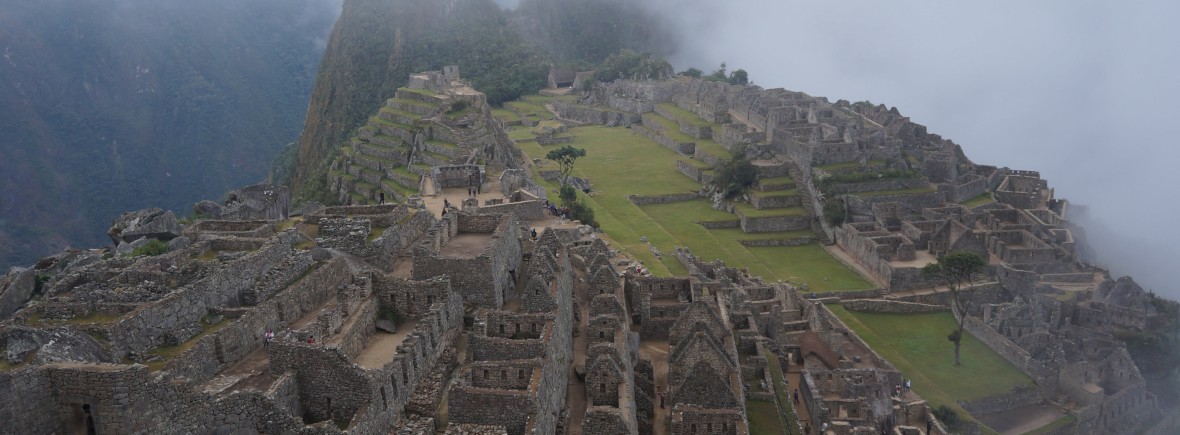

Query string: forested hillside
0 0 338 269
285 0 672 201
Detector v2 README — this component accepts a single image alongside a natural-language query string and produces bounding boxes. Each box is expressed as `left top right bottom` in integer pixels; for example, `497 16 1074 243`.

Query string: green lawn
849 186 937 197
658 103 712 127
508 104 872 291
815 159 886 171
734 202 807 217
766 353 800 433
960 192 995 208
829 305 1034 431
747 400 787 435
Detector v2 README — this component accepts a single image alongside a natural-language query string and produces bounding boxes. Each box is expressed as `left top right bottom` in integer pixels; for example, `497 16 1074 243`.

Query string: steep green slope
287 0 673 202
0 0 337 269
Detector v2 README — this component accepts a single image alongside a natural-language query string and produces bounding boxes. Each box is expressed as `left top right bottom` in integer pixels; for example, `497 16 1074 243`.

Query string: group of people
262 329 316 347
893 378 911 397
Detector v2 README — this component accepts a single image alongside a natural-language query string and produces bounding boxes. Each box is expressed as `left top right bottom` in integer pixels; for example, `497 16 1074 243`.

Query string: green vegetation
923 251 987 366
960 192 995 207
130 239 170 257
830 305 1034 431
714 151 759 199
733 202 807 218
746 400 786 434
766 353 800 431
1 0 336 271
849 186 937 197
145 316 232 371
1026 414 1076 435
505 117 871 291
593 50 673 82
545 145 587 186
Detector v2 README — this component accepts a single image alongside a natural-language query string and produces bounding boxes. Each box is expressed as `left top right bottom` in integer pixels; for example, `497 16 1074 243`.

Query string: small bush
569 201 597 227
933 405 961 430
131 239 170 257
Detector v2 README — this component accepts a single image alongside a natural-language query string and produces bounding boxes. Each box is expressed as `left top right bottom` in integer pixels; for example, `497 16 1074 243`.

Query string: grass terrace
145 317 232 371
815 159 887 172
733 202 807 218
960 192 996 208
829 305 1034 432
746 400 787 434
491 108 520 122
399 86 438 97
510 121 869 290
848 186 937 197
657 103 712 127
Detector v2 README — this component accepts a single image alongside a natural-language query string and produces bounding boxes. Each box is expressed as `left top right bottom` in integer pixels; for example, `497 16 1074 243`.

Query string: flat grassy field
509 120 872 291
829 305 1034 431
746 400 787 434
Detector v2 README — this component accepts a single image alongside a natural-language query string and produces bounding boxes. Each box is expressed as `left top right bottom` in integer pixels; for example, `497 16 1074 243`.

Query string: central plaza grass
828 305 1034 432
509 121 871 292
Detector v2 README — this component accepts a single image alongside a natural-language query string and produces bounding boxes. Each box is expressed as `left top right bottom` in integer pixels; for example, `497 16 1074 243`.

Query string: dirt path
728 109 763 132
355 319 419 369
638 339 671 435
821 244 887 289
565 266 592 434
978 405 1066 435
784 360 812 433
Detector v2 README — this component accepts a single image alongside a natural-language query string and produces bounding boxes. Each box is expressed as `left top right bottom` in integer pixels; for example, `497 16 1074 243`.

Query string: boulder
0 267 37 320
114 238 149 257
4 326 113 365
193 200 223 218
167 236 191 252
220 184 290 221
108 208 181 244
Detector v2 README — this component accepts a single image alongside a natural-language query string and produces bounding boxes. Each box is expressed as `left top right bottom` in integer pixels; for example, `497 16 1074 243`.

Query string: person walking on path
264 330 274 347
794 389 800 404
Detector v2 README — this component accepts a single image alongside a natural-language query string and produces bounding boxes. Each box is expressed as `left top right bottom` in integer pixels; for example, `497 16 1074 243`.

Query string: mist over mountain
0 0 340 270
644 0 1180 298
285 0 671 200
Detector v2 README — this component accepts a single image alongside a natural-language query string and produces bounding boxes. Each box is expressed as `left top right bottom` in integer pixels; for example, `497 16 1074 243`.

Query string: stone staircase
786 160 834 244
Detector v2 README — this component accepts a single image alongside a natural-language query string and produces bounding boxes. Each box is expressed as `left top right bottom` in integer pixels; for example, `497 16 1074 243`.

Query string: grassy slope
829 305 1034 431
511 121 871 291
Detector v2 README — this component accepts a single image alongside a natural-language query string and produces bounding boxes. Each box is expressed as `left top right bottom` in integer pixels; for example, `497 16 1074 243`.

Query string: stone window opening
499 324 505 334
600 383 606 393
501 370 507 380
531 323 537 332
691 423 697 433
723 423 729 432
483 369 490 378
707 423 712 432
599 331 605 339
519 369 526 379
380 386 388 409
515 323 521 333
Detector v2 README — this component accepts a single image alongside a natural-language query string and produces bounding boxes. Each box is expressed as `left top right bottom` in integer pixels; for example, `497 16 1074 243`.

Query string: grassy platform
507 99 871 291
829 305 1035 431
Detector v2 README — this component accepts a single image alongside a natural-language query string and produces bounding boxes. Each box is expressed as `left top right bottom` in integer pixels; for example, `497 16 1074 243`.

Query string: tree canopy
922 251 987 366
545 145 587 186
714 150 758 199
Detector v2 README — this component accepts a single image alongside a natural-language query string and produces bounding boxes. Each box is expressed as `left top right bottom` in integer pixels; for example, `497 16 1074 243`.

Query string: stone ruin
3 69 1178 435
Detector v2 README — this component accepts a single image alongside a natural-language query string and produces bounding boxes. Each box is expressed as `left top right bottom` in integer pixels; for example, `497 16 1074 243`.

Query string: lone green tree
714 149 758 199
922 251 987 366
546 145 587 186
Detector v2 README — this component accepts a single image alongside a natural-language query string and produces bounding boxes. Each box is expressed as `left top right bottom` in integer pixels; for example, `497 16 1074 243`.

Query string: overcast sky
639 0 1180 297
